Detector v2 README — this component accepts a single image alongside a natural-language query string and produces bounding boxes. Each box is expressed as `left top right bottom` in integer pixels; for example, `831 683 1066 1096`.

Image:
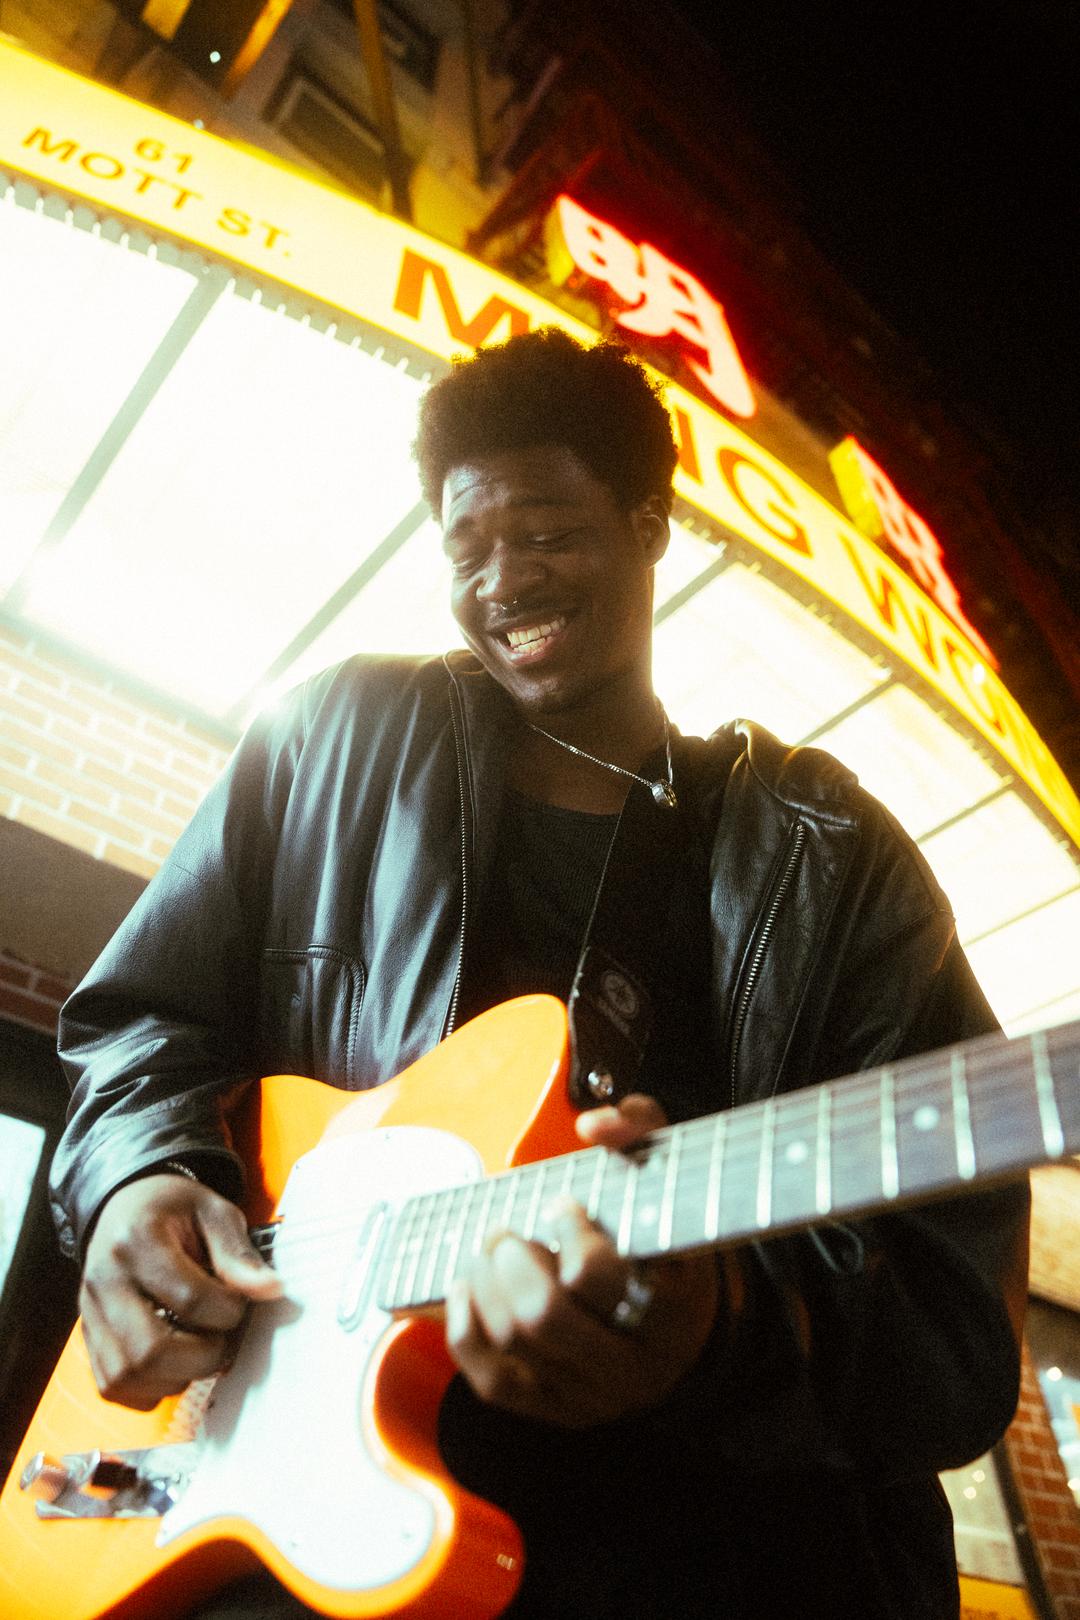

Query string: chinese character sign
549 195 756 419
830 437 998 666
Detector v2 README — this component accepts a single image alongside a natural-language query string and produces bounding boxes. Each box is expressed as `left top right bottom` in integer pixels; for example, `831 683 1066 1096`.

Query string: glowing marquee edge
0 35 1077 847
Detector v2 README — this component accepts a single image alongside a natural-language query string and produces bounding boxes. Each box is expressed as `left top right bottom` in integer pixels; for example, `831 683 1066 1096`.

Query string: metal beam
652 547 732 627
916 781 1014 846
3 264 230 618
795 676 896 747
352 0 412 220
961 880 1080 953
226 497 430 725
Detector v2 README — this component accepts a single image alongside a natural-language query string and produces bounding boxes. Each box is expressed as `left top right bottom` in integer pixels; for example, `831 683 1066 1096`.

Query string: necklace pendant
651 780 678 810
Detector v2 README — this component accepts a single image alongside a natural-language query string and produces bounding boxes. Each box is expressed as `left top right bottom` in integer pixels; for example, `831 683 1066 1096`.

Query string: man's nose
474 544 545 604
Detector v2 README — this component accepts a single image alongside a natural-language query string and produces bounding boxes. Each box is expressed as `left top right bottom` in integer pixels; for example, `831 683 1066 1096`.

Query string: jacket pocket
260 946 365 1086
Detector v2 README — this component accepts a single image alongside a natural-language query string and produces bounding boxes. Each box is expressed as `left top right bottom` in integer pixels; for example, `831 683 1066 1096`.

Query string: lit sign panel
1 37 1078 846
830 436 997 666
0 1114 45 1307
545 194 756 420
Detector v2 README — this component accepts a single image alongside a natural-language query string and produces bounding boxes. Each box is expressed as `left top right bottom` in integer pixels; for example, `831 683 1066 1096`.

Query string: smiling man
52 328 1028 1618
440 440 666 779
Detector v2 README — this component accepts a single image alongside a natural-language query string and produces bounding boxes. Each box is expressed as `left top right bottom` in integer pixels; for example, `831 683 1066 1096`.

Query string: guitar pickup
20 1443 196 1520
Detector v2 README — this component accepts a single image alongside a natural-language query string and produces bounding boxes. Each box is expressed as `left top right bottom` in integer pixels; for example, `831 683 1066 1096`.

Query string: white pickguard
157 1124 483 1593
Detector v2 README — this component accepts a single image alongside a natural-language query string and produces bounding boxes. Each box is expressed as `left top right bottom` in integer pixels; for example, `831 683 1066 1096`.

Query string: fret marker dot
913 1105 940 1132
784 1140 808 1165
639 1204 658 1225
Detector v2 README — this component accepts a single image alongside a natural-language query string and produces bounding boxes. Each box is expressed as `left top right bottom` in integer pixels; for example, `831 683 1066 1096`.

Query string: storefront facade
1 32 1079 1617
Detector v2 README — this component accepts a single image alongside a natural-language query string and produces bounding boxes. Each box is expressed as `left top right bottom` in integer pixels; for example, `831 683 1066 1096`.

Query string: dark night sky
673 4 1080 516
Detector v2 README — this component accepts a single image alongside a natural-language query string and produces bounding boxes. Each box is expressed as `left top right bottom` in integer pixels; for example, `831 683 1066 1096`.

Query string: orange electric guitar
0 994 1076 1620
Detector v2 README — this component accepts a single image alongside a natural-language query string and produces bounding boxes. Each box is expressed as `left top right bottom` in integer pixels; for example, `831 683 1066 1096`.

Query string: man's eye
446 551 481 576
530 529 578 548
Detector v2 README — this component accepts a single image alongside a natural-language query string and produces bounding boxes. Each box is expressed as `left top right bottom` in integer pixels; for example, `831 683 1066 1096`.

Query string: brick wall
0 620 233 883
1003 1347 1080 1617
0 947 73 1036
1 621 235 1034
1031 1169 1080 1314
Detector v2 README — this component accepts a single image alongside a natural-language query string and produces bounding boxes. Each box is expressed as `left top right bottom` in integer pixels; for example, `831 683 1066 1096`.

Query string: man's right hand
80 1173 284 1410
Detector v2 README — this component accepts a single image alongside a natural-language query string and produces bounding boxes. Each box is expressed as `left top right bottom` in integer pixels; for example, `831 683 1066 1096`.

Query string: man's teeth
506 618 565 648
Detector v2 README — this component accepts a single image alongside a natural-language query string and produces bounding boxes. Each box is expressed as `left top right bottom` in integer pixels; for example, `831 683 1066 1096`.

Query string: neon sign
546 194 756 420
829 437 997 667
7 38 1078 840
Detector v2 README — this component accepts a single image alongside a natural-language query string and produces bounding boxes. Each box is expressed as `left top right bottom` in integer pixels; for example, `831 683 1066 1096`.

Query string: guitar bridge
20 1443 196 1520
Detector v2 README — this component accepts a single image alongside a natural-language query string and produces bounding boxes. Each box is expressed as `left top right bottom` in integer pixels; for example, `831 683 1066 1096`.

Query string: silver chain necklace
525 708 678 810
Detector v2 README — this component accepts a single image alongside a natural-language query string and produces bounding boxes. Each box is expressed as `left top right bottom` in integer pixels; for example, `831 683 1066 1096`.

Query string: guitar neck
377 1020 1079 1315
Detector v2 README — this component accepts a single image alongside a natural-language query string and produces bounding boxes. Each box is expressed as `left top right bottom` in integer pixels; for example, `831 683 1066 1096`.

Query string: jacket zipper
728 820 805 1109
443 684 471 1039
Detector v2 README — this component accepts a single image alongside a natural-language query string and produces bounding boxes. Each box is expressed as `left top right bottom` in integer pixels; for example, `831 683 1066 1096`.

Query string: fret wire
227 1028 1079 1301
402 1195 435 1304
640 1059 944 1172
679 1029 1056 1152
443 1181 475 1291
321 1033 1080 1226
1032 1030 1066 1159
586 1149 607 1222
705 1113 727 1242
499 1173 516 1234
671 1077 955 1178
267 1023 1079 1296
418 1192 448 1303
880 1067 899 1200
382 1203 413 1310
473 1178 497 1258
815 1084 832 1215
522 1162 547 1242
658 1127 681 1252
581 1079 1056 1214
950 1050 976 1181
434 1190 461 1297
756 1100 775 1229
616 1156 638 1257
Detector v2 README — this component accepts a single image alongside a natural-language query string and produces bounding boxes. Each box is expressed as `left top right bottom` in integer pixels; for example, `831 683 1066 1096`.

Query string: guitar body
4 993 1069 1619
0 995 576 1620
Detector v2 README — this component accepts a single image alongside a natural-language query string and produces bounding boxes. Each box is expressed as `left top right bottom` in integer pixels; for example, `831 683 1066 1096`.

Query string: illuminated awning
1 36 1078 1038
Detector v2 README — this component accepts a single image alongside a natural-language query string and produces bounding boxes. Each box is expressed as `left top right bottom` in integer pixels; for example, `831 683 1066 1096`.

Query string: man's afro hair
413 327 678 515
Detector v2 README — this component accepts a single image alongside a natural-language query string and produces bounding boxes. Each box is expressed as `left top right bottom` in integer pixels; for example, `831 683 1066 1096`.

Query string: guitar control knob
20 1453 72 1503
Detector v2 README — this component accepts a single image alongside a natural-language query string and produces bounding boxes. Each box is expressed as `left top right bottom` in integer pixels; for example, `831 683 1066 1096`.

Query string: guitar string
261 1026 1065 1252
246 1045 1067 1289
246 1030 1068 1258
251 1121 1048 1274
249 1036 1068 1263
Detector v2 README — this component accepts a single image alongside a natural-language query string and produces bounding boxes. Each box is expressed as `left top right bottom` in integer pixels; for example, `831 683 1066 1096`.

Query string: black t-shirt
456 789 619 1019
456 789 716 1125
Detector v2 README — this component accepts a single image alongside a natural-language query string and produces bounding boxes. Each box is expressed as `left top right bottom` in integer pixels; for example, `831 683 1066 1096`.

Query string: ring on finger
610 1265 655 1333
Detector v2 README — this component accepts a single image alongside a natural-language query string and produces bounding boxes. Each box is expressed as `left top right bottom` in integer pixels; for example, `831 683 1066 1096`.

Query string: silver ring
610 1267 655 1333
153 1304 182 1331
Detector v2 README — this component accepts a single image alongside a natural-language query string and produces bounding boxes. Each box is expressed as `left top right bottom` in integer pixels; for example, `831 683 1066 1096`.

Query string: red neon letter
554 196 756 419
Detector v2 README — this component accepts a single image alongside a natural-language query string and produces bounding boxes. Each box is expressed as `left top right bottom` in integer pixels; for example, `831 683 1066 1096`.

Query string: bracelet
163 1159 200 1184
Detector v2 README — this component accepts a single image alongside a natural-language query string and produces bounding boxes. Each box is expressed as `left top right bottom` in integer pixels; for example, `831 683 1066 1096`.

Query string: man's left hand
445 1094 720 1428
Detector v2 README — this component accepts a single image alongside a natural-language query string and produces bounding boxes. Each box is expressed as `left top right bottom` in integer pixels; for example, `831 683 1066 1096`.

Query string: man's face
441 445 668 720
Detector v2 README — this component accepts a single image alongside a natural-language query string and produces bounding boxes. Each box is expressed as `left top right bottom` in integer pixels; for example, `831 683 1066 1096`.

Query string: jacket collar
442 649 514 917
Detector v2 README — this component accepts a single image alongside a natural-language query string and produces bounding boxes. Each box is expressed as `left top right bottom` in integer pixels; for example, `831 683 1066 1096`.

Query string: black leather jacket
53 652 1029 1614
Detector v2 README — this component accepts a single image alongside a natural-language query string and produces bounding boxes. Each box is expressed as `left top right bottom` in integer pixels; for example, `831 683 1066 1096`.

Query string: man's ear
632 496 671 567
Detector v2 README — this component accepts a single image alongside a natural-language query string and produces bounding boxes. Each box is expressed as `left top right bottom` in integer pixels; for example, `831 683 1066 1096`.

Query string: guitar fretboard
376 1019 1078 1314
